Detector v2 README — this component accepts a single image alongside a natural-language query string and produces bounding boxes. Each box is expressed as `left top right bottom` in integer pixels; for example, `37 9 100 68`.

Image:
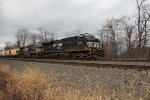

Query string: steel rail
0 58 150 71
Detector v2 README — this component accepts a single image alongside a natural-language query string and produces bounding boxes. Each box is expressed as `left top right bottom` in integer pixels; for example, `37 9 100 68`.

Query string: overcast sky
0 0 143 49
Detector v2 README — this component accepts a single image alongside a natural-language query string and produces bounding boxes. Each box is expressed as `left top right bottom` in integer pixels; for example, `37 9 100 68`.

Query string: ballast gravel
0 59 150 99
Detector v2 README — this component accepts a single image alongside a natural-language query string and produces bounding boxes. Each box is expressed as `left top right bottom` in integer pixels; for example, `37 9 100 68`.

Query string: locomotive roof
20 44 42 48
41 33 96 45
42 41 54 45
61 36 79 40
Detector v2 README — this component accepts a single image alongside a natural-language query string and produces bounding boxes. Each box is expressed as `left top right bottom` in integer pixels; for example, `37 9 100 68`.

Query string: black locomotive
18 33 104 59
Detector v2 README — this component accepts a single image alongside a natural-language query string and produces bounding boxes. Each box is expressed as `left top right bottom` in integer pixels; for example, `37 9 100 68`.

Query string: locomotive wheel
31 55 34 59
35 55 38 59
43 55 47 59
79 53 87 60
83 56 88 60
32 55 35 59
79 56 84 60
45 55 49 59
72 53 78 59
41 55 43 59
72 56 77 59
91 57 97 60
32 55 36 59
42 55 45 59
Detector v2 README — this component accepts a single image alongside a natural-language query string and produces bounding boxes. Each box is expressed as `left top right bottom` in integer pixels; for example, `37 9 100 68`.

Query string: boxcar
1 50 6 56
10 48 20 56
3 48 19 57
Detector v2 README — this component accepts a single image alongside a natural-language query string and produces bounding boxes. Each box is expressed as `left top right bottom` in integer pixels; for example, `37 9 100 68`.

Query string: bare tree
4 41 12 50
37 28 45 43
37 28 57 43
136 0 146 48
121 17 136 59
142 4 150 47
15 29 30 47
135 0 150 58
72 27 82 35
46 32 57 41
29 33 38 45
65 27 82 37
4 41 20 50
99 18 122 59
11 43 19 48
64 29 72 37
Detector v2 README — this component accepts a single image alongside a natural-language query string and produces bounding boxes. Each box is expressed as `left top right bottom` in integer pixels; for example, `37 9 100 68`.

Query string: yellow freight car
10 48 20 56
1 50 6 56
5 49 11 56
2 48 19 57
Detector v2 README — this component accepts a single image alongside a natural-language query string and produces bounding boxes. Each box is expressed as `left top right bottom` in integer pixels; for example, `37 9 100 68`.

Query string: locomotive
0 33 104 59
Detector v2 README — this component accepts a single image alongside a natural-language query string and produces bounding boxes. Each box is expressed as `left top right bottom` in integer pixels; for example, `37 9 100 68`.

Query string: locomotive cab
84 33 103 49
79 33 104 57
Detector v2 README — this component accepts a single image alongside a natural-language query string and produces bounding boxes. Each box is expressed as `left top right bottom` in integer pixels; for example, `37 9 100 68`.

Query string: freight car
1 50 5 56
0 48 20 57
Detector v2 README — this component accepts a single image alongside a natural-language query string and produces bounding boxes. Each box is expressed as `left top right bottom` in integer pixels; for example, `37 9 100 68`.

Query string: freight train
0 33 104 59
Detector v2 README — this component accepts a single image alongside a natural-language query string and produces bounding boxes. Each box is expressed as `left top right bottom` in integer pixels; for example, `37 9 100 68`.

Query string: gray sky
0 0 139 49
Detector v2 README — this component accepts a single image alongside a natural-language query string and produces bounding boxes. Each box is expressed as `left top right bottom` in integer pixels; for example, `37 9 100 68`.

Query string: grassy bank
0 64 101 100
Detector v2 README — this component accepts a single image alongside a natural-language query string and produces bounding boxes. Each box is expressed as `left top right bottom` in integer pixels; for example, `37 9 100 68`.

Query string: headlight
87 42 94 47
94 43 97 47
87 42 98 48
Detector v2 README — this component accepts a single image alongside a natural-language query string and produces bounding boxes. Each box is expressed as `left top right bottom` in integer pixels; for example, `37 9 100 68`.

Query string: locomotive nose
86 42 103 50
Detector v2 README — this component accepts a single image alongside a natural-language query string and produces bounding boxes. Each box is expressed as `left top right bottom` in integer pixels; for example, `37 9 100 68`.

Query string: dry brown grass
0 64 147 100
0 64 12 100
0 64 102 100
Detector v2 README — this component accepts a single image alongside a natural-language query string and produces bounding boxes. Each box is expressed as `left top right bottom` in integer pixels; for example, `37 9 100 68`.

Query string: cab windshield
85 34 96 40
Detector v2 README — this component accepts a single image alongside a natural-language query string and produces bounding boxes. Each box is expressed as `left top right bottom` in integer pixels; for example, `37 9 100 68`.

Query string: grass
0 64 102 100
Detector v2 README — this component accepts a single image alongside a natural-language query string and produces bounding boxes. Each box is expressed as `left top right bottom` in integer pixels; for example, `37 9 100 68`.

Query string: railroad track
0 57 150 71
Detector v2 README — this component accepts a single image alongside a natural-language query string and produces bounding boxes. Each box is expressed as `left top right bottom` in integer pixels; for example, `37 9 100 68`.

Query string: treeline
98 0 150 60
5 28 57 49
4 0 150 60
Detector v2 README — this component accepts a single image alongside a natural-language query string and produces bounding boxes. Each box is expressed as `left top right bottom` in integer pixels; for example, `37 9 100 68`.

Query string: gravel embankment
0 59 150 99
